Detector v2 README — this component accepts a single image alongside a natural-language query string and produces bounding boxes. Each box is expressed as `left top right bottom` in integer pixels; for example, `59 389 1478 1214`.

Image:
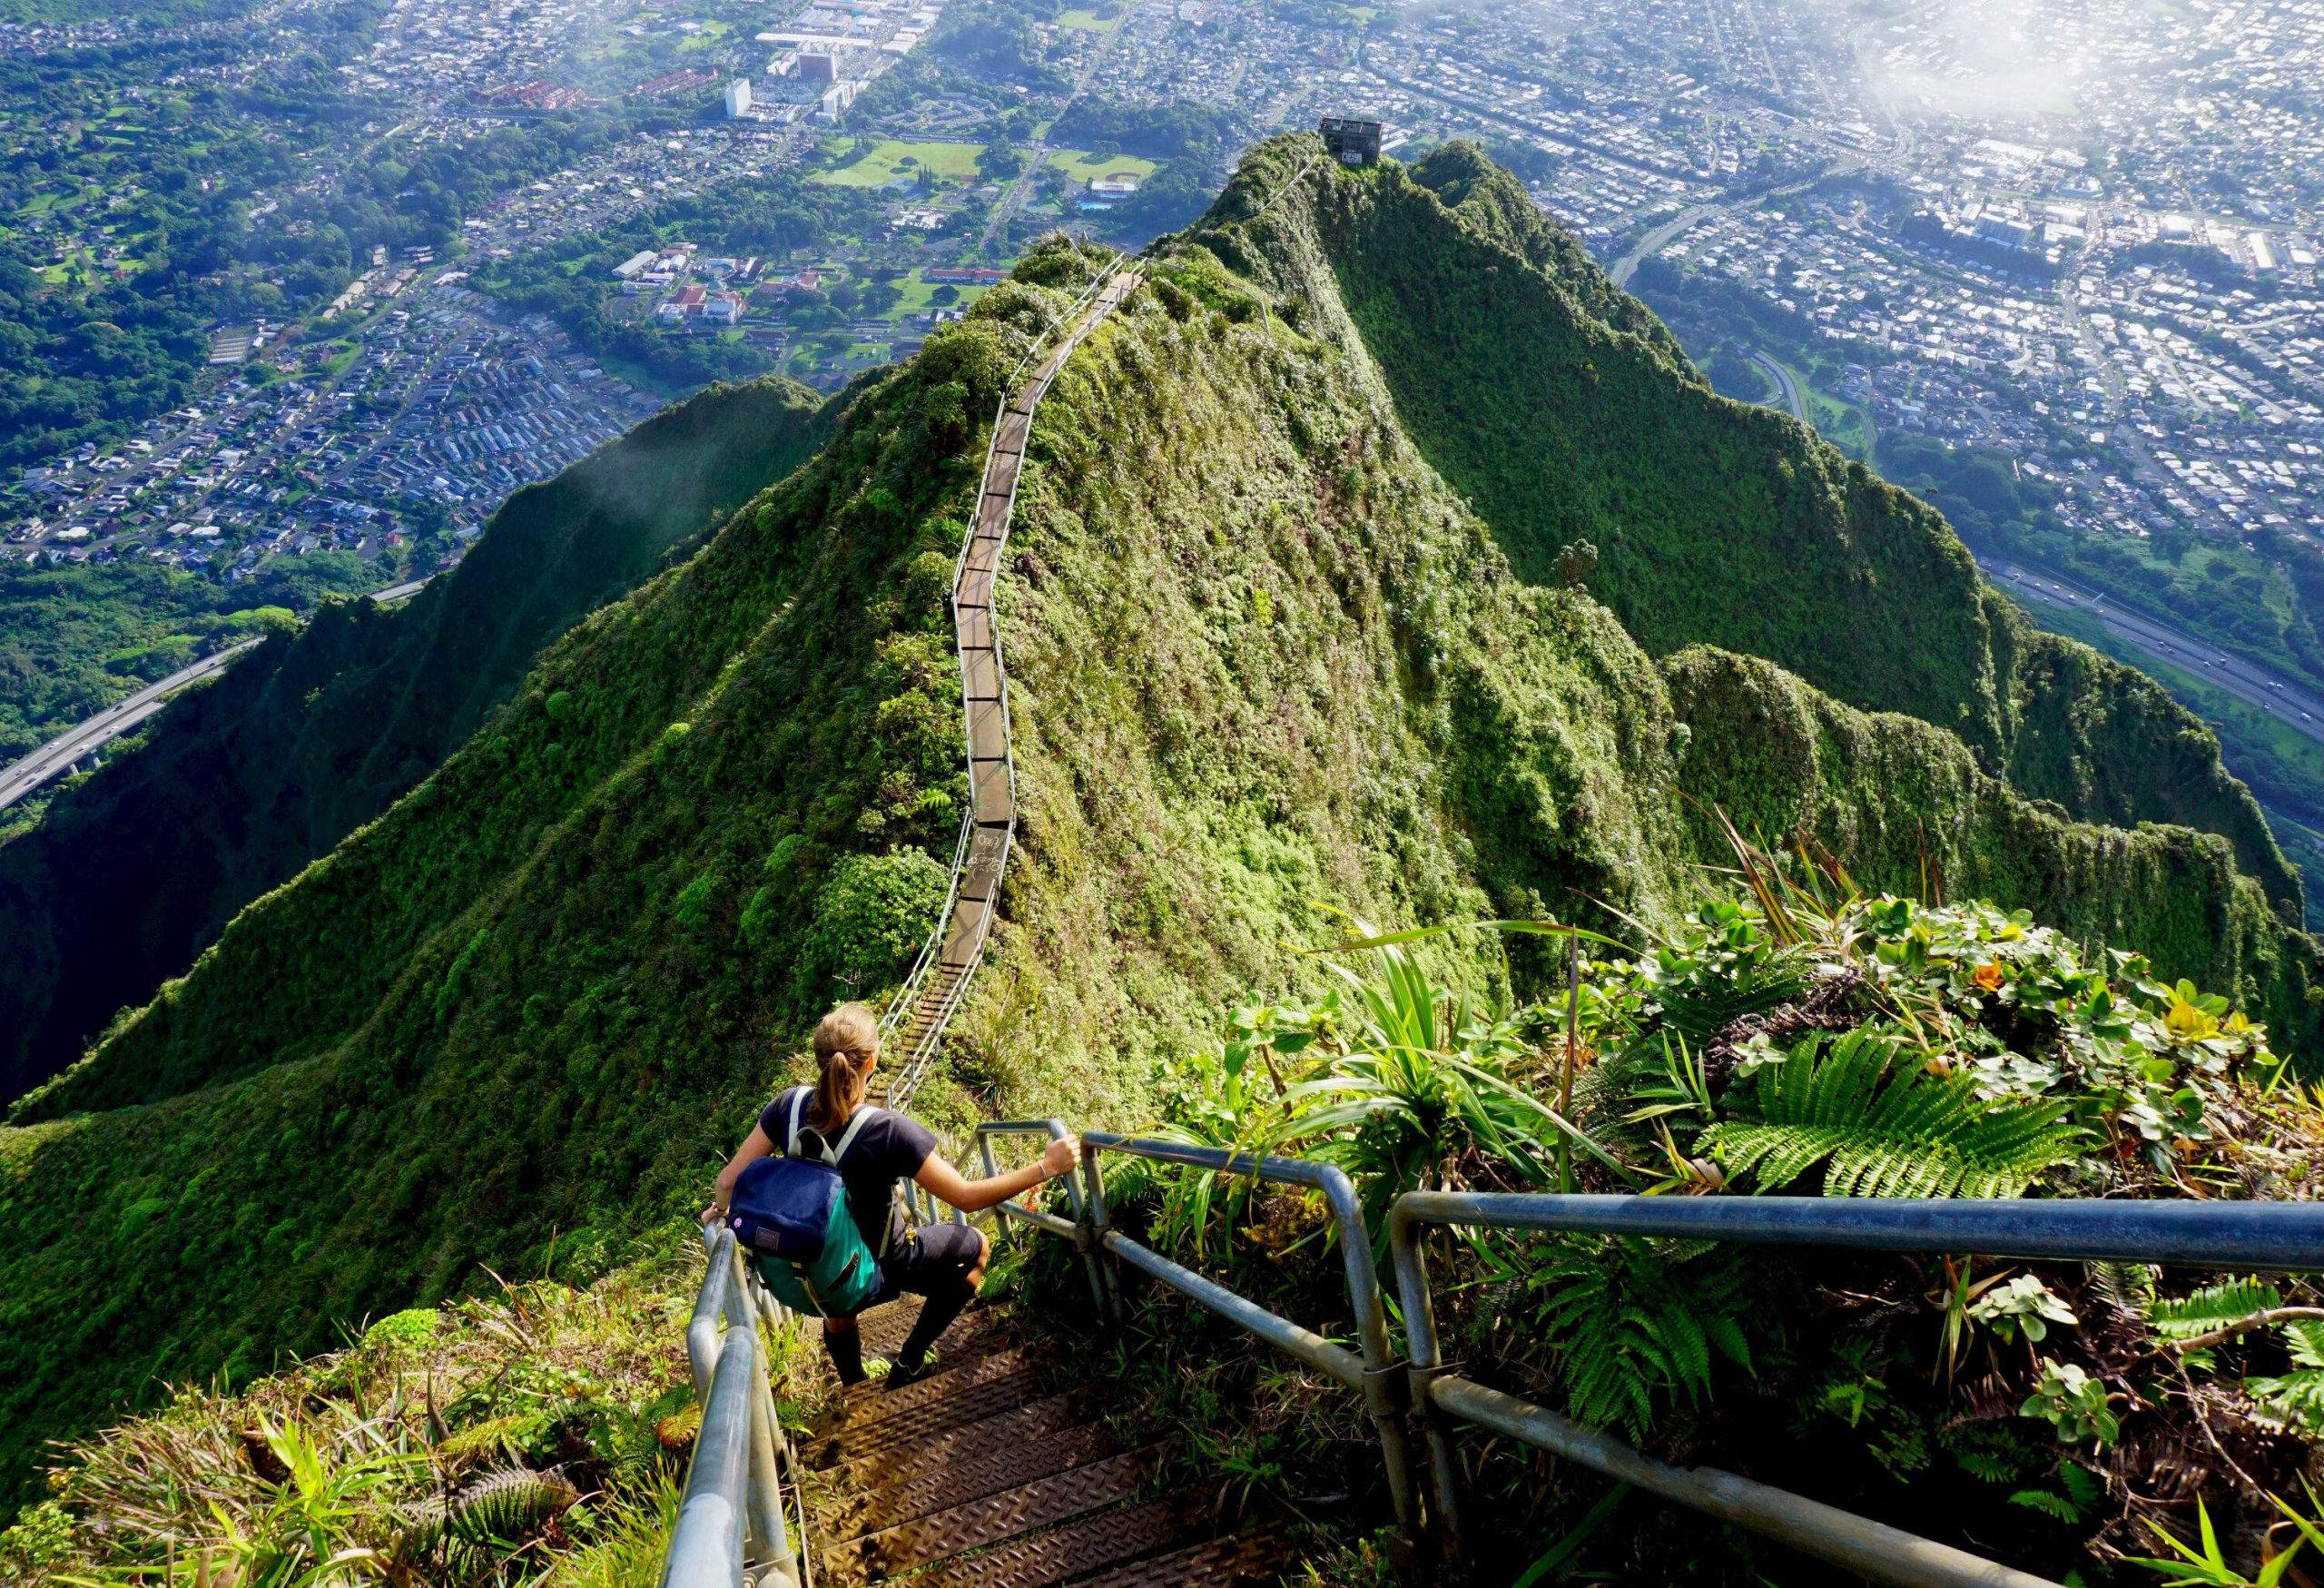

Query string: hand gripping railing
1387 1192 2324 1588
663 1225 810 1588
974 1119 1106 1309
1046 1132 1423 1531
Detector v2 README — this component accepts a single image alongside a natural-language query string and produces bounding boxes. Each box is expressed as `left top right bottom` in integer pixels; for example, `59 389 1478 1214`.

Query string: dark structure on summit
1319 115 1383 165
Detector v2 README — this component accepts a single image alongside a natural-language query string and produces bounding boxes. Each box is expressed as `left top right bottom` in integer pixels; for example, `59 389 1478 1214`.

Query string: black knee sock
897 1286 970 1371
823 1324 866 1386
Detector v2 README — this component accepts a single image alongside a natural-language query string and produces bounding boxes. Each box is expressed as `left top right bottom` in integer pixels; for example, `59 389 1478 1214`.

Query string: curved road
1752 350 1808 421
1611 201 1723 289
0 572 438 813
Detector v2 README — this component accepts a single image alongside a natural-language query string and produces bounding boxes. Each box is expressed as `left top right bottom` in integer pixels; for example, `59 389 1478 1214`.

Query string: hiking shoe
884 1351 940 1389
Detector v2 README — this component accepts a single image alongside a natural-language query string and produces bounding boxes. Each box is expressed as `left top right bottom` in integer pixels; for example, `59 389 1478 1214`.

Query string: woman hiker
703 1001 1084 1389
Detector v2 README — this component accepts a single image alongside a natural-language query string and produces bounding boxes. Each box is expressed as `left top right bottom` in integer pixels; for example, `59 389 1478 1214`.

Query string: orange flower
1972 962 2004 991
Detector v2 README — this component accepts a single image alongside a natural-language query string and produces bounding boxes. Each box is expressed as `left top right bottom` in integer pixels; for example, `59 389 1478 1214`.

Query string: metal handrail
975 1119 1105 1307
1386 1191 2324 1588
1069 1132 1420 1530
663 1226 803 1588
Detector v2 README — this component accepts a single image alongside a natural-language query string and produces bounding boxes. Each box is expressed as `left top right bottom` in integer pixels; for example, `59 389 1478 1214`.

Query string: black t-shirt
758 1087 939 1254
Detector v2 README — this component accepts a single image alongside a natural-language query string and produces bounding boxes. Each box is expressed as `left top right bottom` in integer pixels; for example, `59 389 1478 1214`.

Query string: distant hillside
1 140 2314 1511
1256 141 2302 919
0 376 828 1106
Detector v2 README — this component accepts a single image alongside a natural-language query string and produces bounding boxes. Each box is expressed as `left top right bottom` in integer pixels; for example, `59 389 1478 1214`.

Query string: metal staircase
803 1298 1283 1587
872 260 1141 1110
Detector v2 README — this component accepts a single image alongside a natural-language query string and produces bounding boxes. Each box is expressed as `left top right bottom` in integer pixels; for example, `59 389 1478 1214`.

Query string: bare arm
702 1124 775 1224
915 1136 1083 1214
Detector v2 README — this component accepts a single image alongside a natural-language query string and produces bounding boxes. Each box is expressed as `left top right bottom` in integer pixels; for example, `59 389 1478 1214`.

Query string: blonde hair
807 1002 879 1132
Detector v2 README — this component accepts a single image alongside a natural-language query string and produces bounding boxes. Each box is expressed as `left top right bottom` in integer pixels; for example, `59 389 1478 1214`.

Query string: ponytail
806 1001 879 1132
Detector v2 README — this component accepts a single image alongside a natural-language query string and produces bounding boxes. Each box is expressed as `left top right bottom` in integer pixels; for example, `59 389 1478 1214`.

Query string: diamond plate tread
817 1421 1118 1541
849 1300 922 1355
832 1392 1103 1489
900 1497 1193 1588
805 1368 1050 1468
830 1366 1049 1460
842 1347 1036 1434
828 1448 1155 1583
852 1300 1009 1361
1061 1527 1285 1588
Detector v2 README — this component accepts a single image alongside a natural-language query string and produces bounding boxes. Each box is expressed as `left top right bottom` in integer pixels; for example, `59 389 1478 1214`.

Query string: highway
1981 553 2324 752
0 573 438 813
0 639 264 813
1752 350 1809 422
1611 201 1722 289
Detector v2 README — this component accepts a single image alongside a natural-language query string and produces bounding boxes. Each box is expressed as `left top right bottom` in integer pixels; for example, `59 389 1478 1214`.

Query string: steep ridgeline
0 143 2316 1512
1235 141 2301 919
0 377 829 1107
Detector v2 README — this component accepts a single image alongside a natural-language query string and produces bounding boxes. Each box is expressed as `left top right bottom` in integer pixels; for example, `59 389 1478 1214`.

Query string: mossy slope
1237 139 2298 916
0 377 829 1108
0 145 2316 1513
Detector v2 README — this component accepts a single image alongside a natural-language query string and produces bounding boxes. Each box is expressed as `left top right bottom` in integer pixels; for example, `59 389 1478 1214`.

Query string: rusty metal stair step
842 1347 1036 1435
826 1448 1156 1583
806 1367 1049 1466
837 1365 1048 1458
816 1420 1118 1542
1060 1526 1285 1588
832 1392 1102 1490
853 1299 1010 1362
848 1299 922 1355
901 1497 1193 1588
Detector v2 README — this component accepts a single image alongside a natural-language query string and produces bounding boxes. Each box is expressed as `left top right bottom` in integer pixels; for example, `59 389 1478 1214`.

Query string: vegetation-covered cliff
1252 141 2301 917
2 136 2315 1531
0 376 828 1106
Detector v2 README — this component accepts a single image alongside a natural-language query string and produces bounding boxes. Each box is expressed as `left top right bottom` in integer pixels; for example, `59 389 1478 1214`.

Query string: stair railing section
1387 1192 2324 1588
876 258 1139 1113
974 1119 1106 1308
665 1224 811 1588
987 1130 1422 1531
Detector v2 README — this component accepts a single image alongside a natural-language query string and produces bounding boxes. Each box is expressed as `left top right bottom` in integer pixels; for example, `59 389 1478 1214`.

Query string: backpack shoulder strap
784 1089 806 1159
829 1105 881 1165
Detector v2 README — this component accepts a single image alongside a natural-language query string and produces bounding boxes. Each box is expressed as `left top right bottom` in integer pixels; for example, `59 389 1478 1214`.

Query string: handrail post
1387 1199 1465 1561
1316 1164 1419 1534
1078 1133 1422 1546
976 1119 1106 1311
1079 1142 1124 1320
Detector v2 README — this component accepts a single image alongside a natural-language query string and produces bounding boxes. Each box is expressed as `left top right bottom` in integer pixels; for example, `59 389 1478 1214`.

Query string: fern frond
1699 1029 2079 1198
434 1412 535 1470
2246 1366 2324 1435
448 1465 579 1546
2150 1278 2285 1342
1523 1234 1760 1441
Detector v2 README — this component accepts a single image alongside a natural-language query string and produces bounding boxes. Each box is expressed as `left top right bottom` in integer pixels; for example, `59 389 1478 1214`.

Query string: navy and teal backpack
729 1089 887 1317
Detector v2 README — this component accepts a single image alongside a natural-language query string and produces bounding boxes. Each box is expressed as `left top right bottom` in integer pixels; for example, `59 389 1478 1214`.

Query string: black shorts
872 1221 985 1305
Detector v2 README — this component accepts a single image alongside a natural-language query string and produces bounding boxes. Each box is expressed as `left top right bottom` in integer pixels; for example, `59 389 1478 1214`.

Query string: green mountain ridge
0 135 2314 1511
1271 141 2300 917
0 375 830 1106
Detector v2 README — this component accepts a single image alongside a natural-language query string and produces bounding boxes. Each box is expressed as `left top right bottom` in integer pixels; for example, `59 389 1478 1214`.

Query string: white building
724 78 753 117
